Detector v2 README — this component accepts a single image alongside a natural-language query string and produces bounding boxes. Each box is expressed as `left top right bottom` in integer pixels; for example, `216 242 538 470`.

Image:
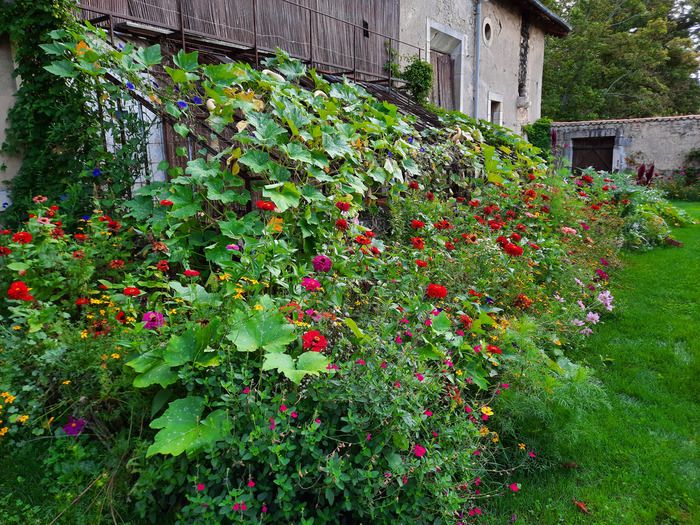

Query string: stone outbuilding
551 115 700 175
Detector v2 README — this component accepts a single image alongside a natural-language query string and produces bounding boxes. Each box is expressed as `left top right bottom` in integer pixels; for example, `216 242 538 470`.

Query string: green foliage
522 117 552 155
542 0 700 120
0 0 100 224
401 57 433 104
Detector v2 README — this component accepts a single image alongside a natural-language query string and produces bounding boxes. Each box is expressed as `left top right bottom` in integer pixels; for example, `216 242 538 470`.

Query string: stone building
399 0 570 130
551 115 700 175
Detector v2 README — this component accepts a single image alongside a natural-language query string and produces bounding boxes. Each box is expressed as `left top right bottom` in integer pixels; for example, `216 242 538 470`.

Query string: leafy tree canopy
541 0 700 120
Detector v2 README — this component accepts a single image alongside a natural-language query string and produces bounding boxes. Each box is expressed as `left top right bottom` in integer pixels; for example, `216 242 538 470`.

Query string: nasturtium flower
255 200 276 211
159 199 174 206
302 330 327 352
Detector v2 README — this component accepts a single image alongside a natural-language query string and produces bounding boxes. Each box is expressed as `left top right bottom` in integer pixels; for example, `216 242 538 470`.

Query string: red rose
183 269 200 277
503 242 524 256
123 287 141 296
411 237 424 250
160 199 174 206
256 200 276 211
12 231 32 244
335 219 349 231
426 283 447 299
7 281 34 301
302 330 328 352
335 201 351 212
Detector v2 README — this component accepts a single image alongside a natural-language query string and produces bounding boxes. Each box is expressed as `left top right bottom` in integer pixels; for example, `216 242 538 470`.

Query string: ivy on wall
0 0 100 225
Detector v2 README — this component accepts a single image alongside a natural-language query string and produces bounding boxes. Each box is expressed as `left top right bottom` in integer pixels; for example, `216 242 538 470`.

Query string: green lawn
491 202 700 525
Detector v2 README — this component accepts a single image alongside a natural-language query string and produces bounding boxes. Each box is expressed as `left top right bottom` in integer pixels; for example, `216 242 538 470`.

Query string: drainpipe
472 0 481 120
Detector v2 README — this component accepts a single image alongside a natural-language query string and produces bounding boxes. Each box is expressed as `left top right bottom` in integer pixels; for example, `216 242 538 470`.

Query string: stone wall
0 36 20 208
552 115 700 174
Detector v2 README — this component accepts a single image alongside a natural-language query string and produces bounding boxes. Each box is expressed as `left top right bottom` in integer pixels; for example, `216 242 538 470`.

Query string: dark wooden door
572 137 615 172
430 51 455 110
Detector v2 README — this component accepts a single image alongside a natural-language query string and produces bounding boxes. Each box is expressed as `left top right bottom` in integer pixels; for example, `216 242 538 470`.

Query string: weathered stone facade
399 0 567 131
552 115 700 174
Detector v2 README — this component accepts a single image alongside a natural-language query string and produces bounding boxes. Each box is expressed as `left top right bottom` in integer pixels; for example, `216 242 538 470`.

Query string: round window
484 23 492 41
483 18 494 45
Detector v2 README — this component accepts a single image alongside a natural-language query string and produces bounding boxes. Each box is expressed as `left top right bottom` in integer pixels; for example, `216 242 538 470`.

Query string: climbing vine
0 0 100 225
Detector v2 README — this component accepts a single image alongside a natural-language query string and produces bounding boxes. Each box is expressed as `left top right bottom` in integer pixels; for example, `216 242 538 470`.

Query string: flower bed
0 28 690 524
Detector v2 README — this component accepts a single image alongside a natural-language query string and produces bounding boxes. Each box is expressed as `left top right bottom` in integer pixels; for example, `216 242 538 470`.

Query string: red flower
413 444 427 458
123 287 141 296
159 199 174 206
0 246 11 256
72 250 85 259
488 220 504 231
255 200 276 211
426 192 435 201
109 259 125 269
116 311 126 324
335 219 349 231
335 201 351 212
445 241 455 251
459 314 473 329
503 242 523 256
355 235 372 245
510 232 521 242
156 260 169 272
410 220 425 229
7 281 34 301
468 199 480 207
75 297 89 306
426 283 447 299
302 330 328 352
487 344 503 355
415 259 428 268
183 269 200 277
411 237 424 250
433 219 453 230
74 233 88 242
12 231 32 244
408 181 419 190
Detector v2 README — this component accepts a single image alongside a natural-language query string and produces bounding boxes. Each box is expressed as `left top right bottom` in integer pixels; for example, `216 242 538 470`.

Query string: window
490 99 502 125
362 20 369 38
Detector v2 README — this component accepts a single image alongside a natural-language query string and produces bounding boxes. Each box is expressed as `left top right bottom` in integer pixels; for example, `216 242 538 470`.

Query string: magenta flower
312 255 332 272
142 311 165 330
62 416 86 436
301 277 321 292
413 444 427 458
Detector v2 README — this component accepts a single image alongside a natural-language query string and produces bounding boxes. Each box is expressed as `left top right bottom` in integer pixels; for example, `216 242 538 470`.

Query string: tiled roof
552 114 700 127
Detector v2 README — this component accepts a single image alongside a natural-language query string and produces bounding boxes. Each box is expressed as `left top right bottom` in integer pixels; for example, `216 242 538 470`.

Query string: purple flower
585 311 600 324
63 416 86 436
92 168 101 177
312 255 332 273
142 311 165 330
125 81 134 90
226 244 241 251
176 100 188 110
192 96 203 105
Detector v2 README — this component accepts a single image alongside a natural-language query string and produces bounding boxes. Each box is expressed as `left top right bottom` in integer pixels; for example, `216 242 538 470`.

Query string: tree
541 0 700 120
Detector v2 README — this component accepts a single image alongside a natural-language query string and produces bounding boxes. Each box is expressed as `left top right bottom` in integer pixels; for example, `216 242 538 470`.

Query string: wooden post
252 0 259 66
309 8 314 68
177 0 186 51
352 25 357 79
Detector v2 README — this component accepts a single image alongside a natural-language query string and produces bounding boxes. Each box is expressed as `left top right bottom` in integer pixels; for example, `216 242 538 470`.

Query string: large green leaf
227 311 296 353
147 397 230 457
263 182 301 212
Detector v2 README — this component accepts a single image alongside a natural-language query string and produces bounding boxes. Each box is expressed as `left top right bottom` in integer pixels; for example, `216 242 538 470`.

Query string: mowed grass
490 202 700 525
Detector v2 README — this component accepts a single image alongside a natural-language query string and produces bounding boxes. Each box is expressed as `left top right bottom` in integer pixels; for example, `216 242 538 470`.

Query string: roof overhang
512 0 572 37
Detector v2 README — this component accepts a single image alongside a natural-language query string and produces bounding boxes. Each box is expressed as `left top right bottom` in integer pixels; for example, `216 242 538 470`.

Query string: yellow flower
12 325 21 331
81 330 88 339
62 380 71 385
253 304 264 311
492 433 500 443
218 273 232 282
518 443 526 450
0 427 8 437
110 353 121 360
479 426 490 436
17 415 29 424
90 298 102 305
481 406 494 416
169 309 178 315
267 217 284 232
455 369 463 376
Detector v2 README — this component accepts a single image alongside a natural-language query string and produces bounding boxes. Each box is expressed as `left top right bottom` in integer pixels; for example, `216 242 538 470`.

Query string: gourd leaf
227 312 296 353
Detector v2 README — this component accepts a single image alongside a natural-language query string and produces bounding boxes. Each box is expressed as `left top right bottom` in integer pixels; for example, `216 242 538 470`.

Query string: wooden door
430 51 455 110
572 137 615 172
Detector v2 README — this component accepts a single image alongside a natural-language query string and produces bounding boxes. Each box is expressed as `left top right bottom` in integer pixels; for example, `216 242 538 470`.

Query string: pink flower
509 483 520 492
529 451 536 458
413 444 427 457
393 381 401 388
380 361 388 369
196 483 206 492
291 411 298 419
356 358 366 365
247 480 256 487
269 417 276 430
415 373 424 381
464 405 473 414
279 404 287 412
314 418 321 424
366 433 372 441
242 387 251 394
312 255 332 272
424 410 433 417
301 277 321 292
262 504 268 513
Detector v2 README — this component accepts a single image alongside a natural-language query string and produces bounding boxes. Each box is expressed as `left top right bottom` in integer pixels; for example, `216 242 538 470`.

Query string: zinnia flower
62 416 86 436
426 283 447 299
159 199 174 206
413 444 427 457
410 220 425 229
312 255 332 272
335 219 349 231
143 311 165 330
123 287 141 297
411 237 424 250
301 277 321 292
11 231 32 244
335 201 351 212
302 330 328 351
7 281 34 301
183 269 200 277
503 242 524 256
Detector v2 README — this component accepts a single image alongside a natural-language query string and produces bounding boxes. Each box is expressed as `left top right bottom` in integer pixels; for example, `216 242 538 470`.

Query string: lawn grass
490 201 700 524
